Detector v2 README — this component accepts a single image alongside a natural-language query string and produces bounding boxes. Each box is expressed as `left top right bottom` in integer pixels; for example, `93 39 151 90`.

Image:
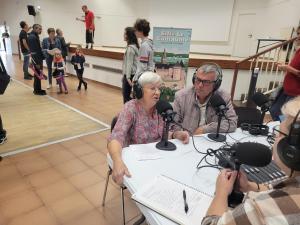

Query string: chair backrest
110 116 118 132
234 107 262 127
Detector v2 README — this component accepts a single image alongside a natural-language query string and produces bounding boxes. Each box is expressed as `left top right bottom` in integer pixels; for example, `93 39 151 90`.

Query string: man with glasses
173 63 237 135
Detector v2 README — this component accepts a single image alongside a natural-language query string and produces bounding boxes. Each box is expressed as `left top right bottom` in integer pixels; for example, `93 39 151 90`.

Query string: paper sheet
132 175 212 225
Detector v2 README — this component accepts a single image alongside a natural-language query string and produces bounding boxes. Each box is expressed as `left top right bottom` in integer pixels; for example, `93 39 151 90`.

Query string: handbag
0 56 10 95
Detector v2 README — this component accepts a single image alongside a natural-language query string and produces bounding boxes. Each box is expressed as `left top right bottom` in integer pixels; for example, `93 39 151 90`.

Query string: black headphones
192 62 223 92
277 110 300 171
241 123 269 136
133 80 143 99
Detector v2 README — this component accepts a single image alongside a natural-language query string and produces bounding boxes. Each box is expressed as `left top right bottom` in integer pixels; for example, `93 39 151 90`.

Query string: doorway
232 13 256 58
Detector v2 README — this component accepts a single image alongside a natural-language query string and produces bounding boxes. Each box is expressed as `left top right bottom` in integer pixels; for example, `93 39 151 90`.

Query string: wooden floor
0 54 144 225
0 81 108 155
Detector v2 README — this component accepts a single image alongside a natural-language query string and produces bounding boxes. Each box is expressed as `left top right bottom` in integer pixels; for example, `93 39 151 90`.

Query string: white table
107 123 279 225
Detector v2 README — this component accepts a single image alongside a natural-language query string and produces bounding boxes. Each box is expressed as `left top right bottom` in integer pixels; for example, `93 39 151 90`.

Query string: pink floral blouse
108 99 164 147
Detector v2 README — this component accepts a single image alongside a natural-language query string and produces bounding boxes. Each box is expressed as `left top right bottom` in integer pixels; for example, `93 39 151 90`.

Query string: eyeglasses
194 77 216 86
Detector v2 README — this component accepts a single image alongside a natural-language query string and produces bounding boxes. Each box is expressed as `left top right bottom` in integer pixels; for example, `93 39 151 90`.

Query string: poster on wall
153 27 192 102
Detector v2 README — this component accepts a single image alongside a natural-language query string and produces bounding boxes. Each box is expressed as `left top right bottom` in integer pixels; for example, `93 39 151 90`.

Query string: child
51 49 68 94
71 46 87 91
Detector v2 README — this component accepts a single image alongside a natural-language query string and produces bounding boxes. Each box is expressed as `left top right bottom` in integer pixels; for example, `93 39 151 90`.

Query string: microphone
207 93 227 142
210 93 228 115
217 142 272 168
216 142 272 208
155 100 176 151
252 92 271 124
156 99 175 122
233 142 272 167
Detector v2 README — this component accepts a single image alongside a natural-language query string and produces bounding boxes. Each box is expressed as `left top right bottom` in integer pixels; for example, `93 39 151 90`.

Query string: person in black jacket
71 47 87 91
56 29 70 63
28 24 46 95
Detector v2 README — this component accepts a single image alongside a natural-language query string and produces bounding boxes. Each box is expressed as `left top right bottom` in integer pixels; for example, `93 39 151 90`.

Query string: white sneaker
47 84 52 89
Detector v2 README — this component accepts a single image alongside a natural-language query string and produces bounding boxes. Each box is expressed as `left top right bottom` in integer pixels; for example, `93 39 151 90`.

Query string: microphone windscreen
210 93 226 108
252 92 269 107
234 142 272 167
156 100 173 115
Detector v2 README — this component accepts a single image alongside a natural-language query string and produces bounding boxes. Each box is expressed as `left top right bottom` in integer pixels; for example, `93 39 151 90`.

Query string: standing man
28 24 46 95
19 21 33 80
56 28 70 63
77 5 95 49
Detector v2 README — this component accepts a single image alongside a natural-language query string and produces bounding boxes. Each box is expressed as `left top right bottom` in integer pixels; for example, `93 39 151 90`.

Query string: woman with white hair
108 71 189 185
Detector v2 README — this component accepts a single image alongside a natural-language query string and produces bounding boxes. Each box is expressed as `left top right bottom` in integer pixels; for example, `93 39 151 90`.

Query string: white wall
0 0 299 55
0 0 138 53
144 0 234 42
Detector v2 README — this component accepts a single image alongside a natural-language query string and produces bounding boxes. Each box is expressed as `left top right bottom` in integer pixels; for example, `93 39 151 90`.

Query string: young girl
51 49 68 94
122 27 139 103
71 46 87 91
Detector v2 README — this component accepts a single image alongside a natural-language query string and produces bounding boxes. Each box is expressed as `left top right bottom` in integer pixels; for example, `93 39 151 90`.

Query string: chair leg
121 185 126 225
133 215 146 225
101 167 112 206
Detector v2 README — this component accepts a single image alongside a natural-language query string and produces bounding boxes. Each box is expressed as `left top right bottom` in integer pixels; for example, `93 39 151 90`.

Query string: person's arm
108 140 131 185
206 170 237 217
124 47 135 85
278 64 300 77
57 38 62 50
76 17 85 22
22 39 30 52
90 14 95 30
107 104 134 185
169 130 189 144
172 92 184 132
41 38 48 58
60 37 67 48
70 55 75 65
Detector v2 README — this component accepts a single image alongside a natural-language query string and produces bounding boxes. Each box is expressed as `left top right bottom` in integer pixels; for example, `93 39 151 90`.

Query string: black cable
172 120 207 154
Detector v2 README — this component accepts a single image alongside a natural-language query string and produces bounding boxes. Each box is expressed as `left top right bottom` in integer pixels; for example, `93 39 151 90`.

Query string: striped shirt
202 176 300 225
134 38 154 81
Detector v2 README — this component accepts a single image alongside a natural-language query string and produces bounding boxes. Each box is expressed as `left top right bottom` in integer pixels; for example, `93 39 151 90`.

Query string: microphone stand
207 111 226 142
156 117 176 151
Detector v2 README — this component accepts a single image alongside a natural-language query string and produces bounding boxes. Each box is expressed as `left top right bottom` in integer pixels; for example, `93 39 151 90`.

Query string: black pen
183 189 189 214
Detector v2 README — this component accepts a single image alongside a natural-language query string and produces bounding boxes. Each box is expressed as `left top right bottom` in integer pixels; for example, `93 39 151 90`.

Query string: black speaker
27 5 36 16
